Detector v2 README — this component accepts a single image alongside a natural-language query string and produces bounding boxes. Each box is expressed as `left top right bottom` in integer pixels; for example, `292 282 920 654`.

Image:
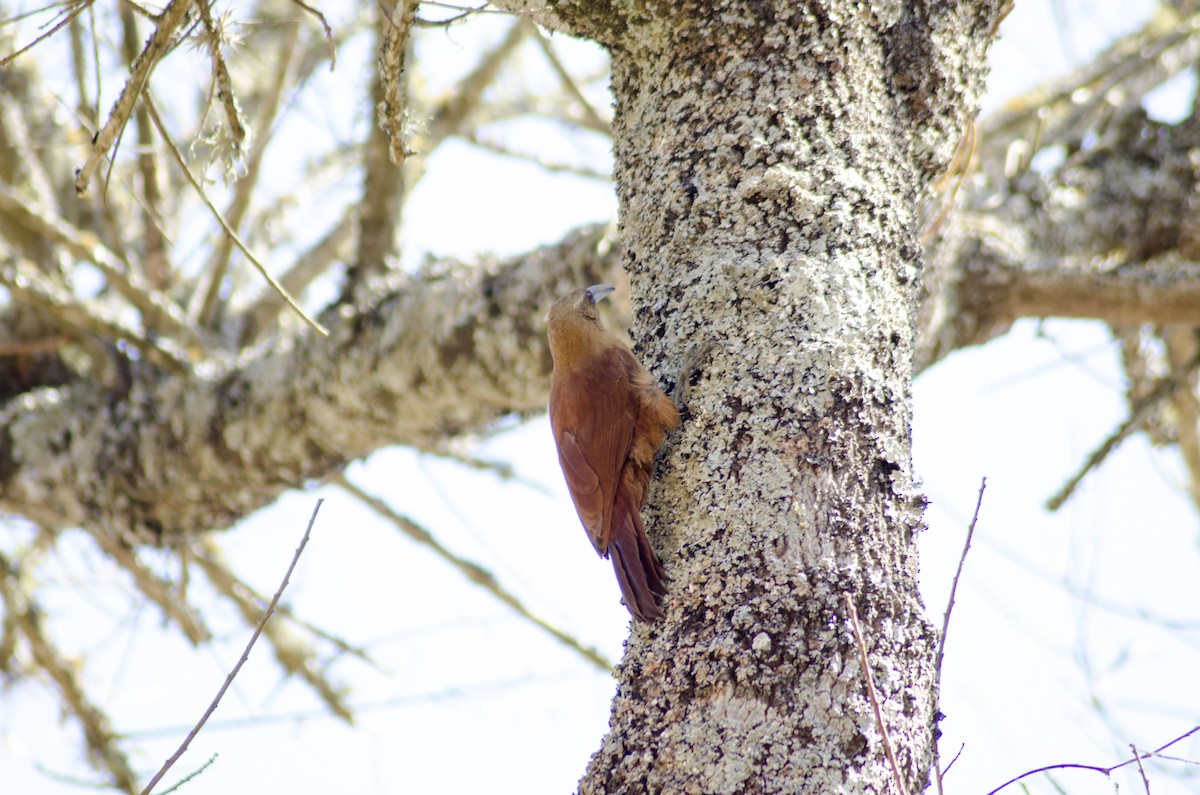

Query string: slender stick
933 477 986 794
142 94 329 337
139 499 324 795
986 725 1200 794
843 592 908 795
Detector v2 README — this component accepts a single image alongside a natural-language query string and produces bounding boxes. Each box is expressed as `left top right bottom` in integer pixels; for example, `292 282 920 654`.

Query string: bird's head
546 284 617 366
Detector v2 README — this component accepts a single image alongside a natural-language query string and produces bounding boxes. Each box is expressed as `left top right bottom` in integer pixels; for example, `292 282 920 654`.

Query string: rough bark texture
0 226 621 539
15 0 1200 791
921 111 1200 368
485 1 1006 792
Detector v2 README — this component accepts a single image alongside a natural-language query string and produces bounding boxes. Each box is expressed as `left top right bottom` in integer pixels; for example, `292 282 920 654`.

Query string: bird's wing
549 348 638 555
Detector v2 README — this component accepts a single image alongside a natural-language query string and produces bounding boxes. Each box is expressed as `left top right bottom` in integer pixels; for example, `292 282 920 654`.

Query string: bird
546 284 679 622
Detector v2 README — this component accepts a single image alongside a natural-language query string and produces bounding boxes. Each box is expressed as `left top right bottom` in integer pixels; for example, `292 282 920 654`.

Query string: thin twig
89 531 210 646
921 121 975 244
241 213 354 343
157 755 217 795
332 474 613 672
0 0 93 67
461 131 611 181
932 477 986 795
943 743 966 776
117 0 170 289
1048 351 1200 510
530 23 610 135
423 445 551 495
289 0 337 68
0 551 139 793
139 499 325 795
986 724 1200 794
0 257 190 373
189 535 358 719
74 0 192 196
935 477 985 680
195 0 248 150
142 94 329 337
426 17 530 142
0 183 199 345
122 672 565 738
843 592 908 795
198 20 301 330
1130 743 1152 795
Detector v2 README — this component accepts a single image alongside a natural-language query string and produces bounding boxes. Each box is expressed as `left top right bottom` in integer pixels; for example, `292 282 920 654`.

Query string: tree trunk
495 1 1009 791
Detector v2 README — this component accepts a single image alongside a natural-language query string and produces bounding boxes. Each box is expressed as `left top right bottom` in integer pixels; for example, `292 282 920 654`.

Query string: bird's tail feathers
609 504 667 623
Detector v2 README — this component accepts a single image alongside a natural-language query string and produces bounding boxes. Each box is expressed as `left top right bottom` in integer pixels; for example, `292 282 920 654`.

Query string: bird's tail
609 502 668 623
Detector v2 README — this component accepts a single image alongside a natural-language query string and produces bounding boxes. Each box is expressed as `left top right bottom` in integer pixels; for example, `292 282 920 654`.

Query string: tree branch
919 113 1200 370
0 224 621 541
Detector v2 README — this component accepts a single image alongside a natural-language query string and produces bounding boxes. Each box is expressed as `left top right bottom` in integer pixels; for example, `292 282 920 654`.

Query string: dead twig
74 0 193 196
0 258 191 374
194 0 248 152
139 499 325 795
531 23 610 135
1047 351 1200 510
189 535 357 720
933 477 986 795
289 0 337 68
142 94 329 337
0 0 94 67
985 724 1200 794
332 473 613 672
0 550 139 794
0 184 199 346
843 592 908 795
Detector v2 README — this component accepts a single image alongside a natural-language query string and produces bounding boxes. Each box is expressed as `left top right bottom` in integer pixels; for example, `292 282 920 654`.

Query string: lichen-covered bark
488 1 1007 793
920 113 1200 369
0 226 621 539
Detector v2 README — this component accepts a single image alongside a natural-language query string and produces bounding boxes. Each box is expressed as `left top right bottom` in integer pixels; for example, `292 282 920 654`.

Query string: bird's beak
585 284 615 303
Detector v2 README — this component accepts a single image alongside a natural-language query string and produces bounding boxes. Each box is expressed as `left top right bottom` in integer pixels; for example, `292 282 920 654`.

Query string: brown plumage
547 285 679 622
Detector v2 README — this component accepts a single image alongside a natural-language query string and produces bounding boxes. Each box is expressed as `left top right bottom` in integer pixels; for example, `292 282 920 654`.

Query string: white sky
3 1 1199 794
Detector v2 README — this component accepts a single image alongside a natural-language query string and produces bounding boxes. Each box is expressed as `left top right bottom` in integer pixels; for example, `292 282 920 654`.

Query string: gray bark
10 0 1200 792
488 1 1008 792
0 226 620 538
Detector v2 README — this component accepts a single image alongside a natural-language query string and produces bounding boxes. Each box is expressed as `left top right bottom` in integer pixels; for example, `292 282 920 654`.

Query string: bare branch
530 23 609 135
0 184 199 345
241 212 355 344
981 6 1200 169
0 0 93 68
843 592 908 795
88 531 211 645
140 499 324 795
375 0 417 168
333 473 612 671
354 0 416 282
461 130 610 180
0 551 140 794
289 0 337 67
1047 351 1200 510
195 0 249 152
429 18 530 143
198 21 302 329
0 224 621 542
0 257 191 374
118 0 170 289
74 0 193 196
985 724 1200 794
933 477 986 795
143 94 329 337
189 535 353 721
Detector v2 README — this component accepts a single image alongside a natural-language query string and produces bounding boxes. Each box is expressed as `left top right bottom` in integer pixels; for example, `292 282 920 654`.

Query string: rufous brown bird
547 285 679 622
